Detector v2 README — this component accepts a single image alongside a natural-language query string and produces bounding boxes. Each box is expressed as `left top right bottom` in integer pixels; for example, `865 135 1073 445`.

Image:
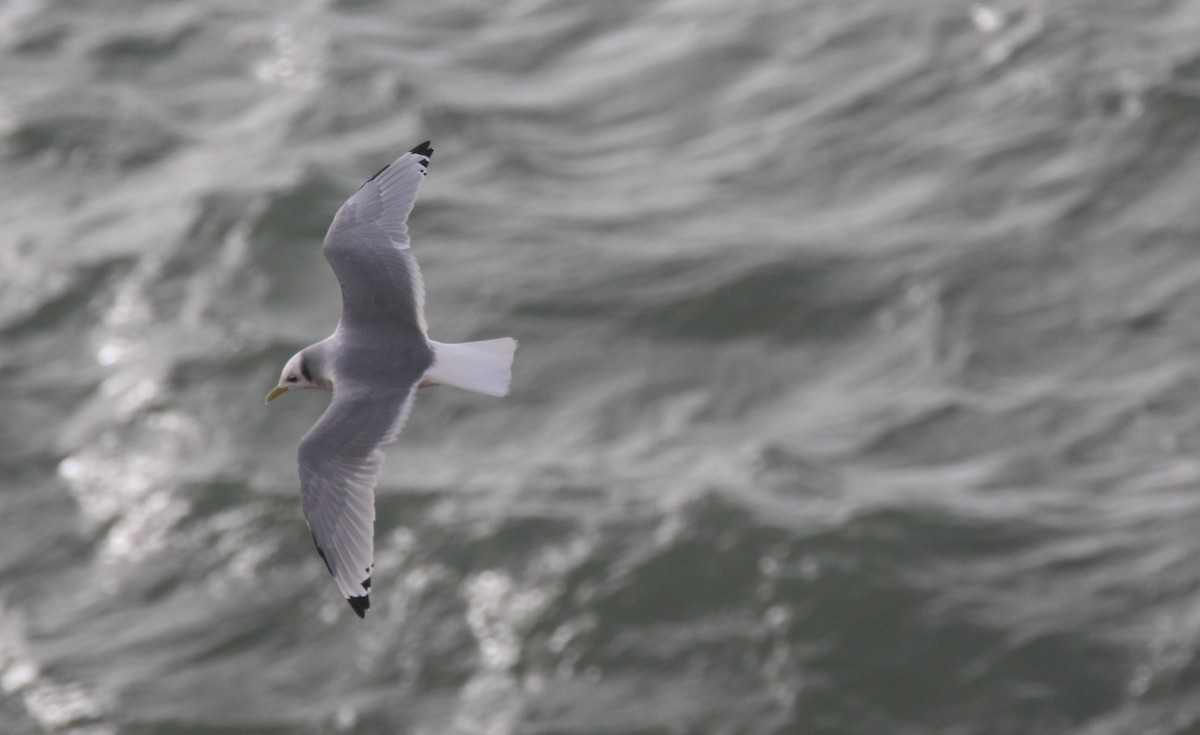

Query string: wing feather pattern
322 142 433 334
298 383 418 618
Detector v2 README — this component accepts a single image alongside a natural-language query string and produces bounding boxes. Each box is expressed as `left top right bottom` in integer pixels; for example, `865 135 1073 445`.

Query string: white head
265 350 320 403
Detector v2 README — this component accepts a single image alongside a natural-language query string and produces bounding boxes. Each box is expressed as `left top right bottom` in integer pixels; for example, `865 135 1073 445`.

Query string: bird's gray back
330 328 433 388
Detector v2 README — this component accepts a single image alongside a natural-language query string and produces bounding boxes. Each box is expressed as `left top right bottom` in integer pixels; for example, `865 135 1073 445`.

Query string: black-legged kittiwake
266 142 516 618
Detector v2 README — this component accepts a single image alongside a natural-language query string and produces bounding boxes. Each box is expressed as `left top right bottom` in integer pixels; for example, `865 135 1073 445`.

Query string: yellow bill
265 386 287 404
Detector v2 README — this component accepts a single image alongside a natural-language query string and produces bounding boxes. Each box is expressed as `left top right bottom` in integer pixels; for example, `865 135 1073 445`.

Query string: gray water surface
5 1 1200 733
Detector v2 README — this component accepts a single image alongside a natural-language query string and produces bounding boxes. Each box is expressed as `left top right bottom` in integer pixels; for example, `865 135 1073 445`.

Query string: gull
265 142 516 618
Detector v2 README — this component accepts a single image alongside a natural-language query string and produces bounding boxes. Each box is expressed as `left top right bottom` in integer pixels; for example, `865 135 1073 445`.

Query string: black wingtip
347 594 370 618
364 142 433 186
410 141 433 174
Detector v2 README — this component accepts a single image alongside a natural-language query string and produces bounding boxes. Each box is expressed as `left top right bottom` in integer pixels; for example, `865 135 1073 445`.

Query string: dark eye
286 375 298 383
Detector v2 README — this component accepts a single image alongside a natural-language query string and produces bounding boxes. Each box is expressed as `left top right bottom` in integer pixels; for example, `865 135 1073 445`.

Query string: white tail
423 338 517 397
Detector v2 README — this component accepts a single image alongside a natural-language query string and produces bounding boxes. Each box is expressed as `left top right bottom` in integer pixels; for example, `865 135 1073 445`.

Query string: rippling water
6 0 1200 732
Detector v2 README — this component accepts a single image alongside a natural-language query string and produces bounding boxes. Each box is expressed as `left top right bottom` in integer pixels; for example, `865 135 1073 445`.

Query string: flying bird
266 141 516 618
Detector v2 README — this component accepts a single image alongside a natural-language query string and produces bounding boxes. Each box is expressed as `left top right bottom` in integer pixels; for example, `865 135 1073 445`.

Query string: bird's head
265 350 320 404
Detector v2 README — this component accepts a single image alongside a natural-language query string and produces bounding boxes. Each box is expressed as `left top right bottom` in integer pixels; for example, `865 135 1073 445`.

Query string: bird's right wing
321 142 433 334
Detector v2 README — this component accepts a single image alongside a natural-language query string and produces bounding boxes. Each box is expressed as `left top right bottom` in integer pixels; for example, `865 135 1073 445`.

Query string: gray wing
298 382 417 618
322 142 433 335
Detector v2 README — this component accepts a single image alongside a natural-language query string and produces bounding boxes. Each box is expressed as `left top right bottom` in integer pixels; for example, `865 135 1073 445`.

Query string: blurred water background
5 0 1200 732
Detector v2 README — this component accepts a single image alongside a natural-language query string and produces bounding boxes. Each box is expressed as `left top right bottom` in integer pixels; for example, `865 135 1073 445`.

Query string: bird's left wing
322 142 433 334
297 382 417 618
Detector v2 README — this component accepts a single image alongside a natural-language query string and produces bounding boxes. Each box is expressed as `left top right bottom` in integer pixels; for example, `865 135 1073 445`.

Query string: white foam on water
0 603 114 734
